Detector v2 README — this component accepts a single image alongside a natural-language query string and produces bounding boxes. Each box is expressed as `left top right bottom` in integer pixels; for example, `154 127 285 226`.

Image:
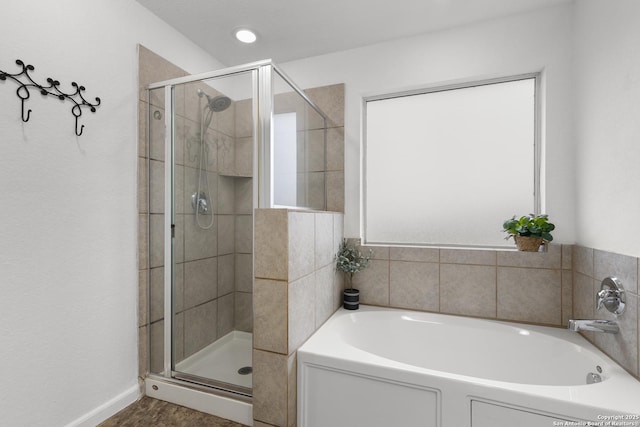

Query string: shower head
208 95 232 112
197 89 232 112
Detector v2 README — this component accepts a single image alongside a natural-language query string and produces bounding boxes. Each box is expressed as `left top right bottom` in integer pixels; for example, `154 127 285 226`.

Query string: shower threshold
145 376 253 425
176 331 253 390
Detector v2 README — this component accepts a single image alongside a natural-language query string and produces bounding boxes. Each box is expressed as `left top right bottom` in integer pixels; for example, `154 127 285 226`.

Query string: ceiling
136 0 572 66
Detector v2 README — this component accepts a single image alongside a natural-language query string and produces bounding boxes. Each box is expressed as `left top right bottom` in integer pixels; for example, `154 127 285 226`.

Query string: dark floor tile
98 396 247 427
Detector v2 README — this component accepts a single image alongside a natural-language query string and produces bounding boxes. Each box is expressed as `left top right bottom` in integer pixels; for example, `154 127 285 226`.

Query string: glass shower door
146 68 256 397
170 71 255 395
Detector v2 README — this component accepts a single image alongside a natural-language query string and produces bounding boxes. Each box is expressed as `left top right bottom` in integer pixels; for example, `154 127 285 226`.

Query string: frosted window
363 76 538 248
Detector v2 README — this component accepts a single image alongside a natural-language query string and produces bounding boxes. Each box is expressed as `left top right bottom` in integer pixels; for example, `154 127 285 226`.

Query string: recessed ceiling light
235 29 257 44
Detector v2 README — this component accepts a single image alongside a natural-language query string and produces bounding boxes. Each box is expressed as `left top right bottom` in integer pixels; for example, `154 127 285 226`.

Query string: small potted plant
336 239 372 310
502 214 555 252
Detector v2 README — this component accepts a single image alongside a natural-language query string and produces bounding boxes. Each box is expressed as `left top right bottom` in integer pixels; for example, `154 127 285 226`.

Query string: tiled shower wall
270 82 346 211
138 45 188 378
138 45 254 375
253 209 344 427
304 84 345 212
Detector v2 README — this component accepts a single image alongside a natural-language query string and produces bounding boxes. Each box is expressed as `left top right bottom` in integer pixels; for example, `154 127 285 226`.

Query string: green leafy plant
502 214 555 242
336 239 373 290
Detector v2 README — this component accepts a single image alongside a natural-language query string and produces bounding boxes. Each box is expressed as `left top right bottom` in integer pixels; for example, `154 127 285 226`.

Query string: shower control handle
191 191 209 215
596 276 626 315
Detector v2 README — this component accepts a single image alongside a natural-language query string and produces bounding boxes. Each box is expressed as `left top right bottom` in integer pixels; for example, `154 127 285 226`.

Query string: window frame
361 72 542 249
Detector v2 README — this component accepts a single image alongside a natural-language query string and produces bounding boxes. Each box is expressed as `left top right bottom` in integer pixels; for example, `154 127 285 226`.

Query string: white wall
573 0 640 257
0 1 223 426
281 4 575 243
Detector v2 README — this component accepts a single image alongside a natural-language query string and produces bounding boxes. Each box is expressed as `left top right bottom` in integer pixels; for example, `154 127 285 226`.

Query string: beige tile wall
253 209 344 427
304 84 345 213
138 45 187 380
271 83 345 212
353 241 571 327
573 245 639 378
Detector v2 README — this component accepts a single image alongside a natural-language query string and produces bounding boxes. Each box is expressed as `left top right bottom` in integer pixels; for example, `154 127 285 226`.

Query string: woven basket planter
514 235 543 252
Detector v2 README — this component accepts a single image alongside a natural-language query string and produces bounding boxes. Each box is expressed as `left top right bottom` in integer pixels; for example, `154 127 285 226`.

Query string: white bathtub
297 305 640 427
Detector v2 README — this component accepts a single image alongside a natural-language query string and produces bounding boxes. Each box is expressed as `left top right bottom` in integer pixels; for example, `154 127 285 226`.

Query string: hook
17 85 31 122
75 116 84 136
21 98 31 122
1 59 100 136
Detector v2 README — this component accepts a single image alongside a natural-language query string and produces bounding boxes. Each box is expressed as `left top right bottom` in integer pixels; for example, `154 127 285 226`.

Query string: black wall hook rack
0 59 101 136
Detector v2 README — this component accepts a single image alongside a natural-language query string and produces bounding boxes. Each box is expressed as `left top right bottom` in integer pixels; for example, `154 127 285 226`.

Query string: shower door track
172 371 252 399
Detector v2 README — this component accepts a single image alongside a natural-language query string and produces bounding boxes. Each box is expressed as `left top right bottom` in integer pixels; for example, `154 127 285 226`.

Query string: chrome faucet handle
597 289 620 307
596 277 626 315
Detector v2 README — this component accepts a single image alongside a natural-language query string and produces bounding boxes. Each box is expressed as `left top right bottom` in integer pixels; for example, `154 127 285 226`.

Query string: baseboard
64 384 140 427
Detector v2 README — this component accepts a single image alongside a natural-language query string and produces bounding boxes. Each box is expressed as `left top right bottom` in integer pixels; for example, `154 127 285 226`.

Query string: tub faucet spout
568 319 619 334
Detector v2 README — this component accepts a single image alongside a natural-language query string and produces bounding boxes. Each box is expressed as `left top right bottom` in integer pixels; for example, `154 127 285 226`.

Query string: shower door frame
146 59 328 399
150 61 265 399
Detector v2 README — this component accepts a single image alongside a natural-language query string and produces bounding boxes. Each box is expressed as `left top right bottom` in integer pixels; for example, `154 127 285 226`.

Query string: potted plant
336 239 372 310
502 214 555 252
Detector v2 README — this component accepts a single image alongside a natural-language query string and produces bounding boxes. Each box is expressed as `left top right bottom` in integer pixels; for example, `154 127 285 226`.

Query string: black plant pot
343 288 360 310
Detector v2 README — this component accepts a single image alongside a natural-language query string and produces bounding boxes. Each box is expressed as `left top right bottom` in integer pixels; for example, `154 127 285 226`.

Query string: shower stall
143 60 328 423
